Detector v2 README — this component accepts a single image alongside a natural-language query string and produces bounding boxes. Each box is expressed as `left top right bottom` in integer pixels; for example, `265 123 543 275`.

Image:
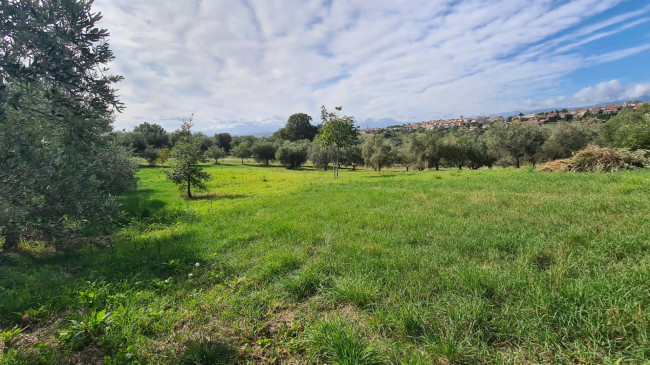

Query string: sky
93 0 650 135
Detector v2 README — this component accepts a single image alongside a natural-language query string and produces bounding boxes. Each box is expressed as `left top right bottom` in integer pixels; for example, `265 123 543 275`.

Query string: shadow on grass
185 193 246 201
364 174 397 178
0 230 205 326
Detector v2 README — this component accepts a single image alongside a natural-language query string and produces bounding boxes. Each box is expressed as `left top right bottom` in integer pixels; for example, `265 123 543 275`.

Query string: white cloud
93 0 650 133
531 80 650 110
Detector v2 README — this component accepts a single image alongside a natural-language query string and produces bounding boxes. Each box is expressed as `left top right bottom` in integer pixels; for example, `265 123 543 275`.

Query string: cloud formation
94 0 650 134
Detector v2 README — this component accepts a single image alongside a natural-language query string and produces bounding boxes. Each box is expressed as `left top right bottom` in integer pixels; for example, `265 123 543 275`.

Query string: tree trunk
515 158 520 168
187 178 192 198
241 158 244 164
406 166 409 172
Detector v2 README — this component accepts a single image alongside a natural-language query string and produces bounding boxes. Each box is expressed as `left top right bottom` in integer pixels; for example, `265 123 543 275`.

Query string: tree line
118 102 649 175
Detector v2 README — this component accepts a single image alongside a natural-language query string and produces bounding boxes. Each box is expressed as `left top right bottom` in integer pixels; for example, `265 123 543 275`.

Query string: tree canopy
0 0 137 249
274 113 319 141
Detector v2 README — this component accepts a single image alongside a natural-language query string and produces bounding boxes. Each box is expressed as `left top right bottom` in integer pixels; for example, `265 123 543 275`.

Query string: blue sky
94 0 650 135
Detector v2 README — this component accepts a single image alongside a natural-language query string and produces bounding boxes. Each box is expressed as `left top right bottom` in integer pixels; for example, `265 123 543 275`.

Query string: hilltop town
360 100 646 134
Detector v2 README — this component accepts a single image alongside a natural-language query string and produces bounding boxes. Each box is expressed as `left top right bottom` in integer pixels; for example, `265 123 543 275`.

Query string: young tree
251 141 278 166
156 147 172 166
205 146 226 164
231 142 252 164
316 106 359 178
166 118 211 198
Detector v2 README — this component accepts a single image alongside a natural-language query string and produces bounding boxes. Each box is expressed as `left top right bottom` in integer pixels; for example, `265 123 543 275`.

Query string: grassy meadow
1 159 649 364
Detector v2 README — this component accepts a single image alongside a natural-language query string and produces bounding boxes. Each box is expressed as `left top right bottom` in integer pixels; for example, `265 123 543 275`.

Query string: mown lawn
1 160 649 364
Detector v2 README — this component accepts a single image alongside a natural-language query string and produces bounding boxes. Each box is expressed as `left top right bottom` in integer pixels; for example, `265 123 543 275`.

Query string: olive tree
205 146 226 164
276 141 309 169
252 141 278 166
0 0 137 249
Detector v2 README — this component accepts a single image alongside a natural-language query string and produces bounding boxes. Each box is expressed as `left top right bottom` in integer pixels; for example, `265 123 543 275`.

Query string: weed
304 318 386 365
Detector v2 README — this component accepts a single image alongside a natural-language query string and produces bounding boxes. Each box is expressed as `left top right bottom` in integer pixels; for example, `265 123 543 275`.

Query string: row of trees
223 104 648 172
147 102 649 187
116 123 237 166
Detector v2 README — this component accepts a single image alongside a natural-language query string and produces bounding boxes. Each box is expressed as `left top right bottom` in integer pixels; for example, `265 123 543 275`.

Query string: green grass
1 159 649 363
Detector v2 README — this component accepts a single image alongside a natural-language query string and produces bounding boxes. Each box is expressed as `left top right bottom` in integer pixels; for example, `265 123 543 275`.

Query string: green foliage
204 146 226 164
214 133 233 153
341 145 364 171
56 310 112 350
439 134 467 169
0 0 137 249
230 142 252 164
143 148 161 166
308 143 331 170
273 113 319 141
542 122 598 160
156 147 172 166
423 130 444 170
0 327 22 350
251 141 278 165
275 141 309 169
133 123 170 149
316 106 359 178
600 105 650 150
487 121 547 168
166 119 211 197
362 134 395 171
464 133 495 169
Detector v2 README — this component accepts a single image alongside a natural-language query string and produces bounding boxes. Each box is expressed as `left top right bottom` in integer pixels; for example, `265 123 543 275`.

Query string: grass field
1 159 649 364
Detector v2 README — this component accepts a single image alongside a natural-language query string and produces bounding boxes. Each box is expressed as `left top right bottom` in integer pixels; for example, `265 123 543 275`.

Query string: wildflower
188 273 194 278
195 262 200 267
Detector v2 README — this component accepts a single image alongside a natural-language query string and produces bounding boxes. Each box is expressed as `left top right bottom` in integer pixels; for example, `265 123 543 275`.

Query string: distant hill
491 97 650 118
